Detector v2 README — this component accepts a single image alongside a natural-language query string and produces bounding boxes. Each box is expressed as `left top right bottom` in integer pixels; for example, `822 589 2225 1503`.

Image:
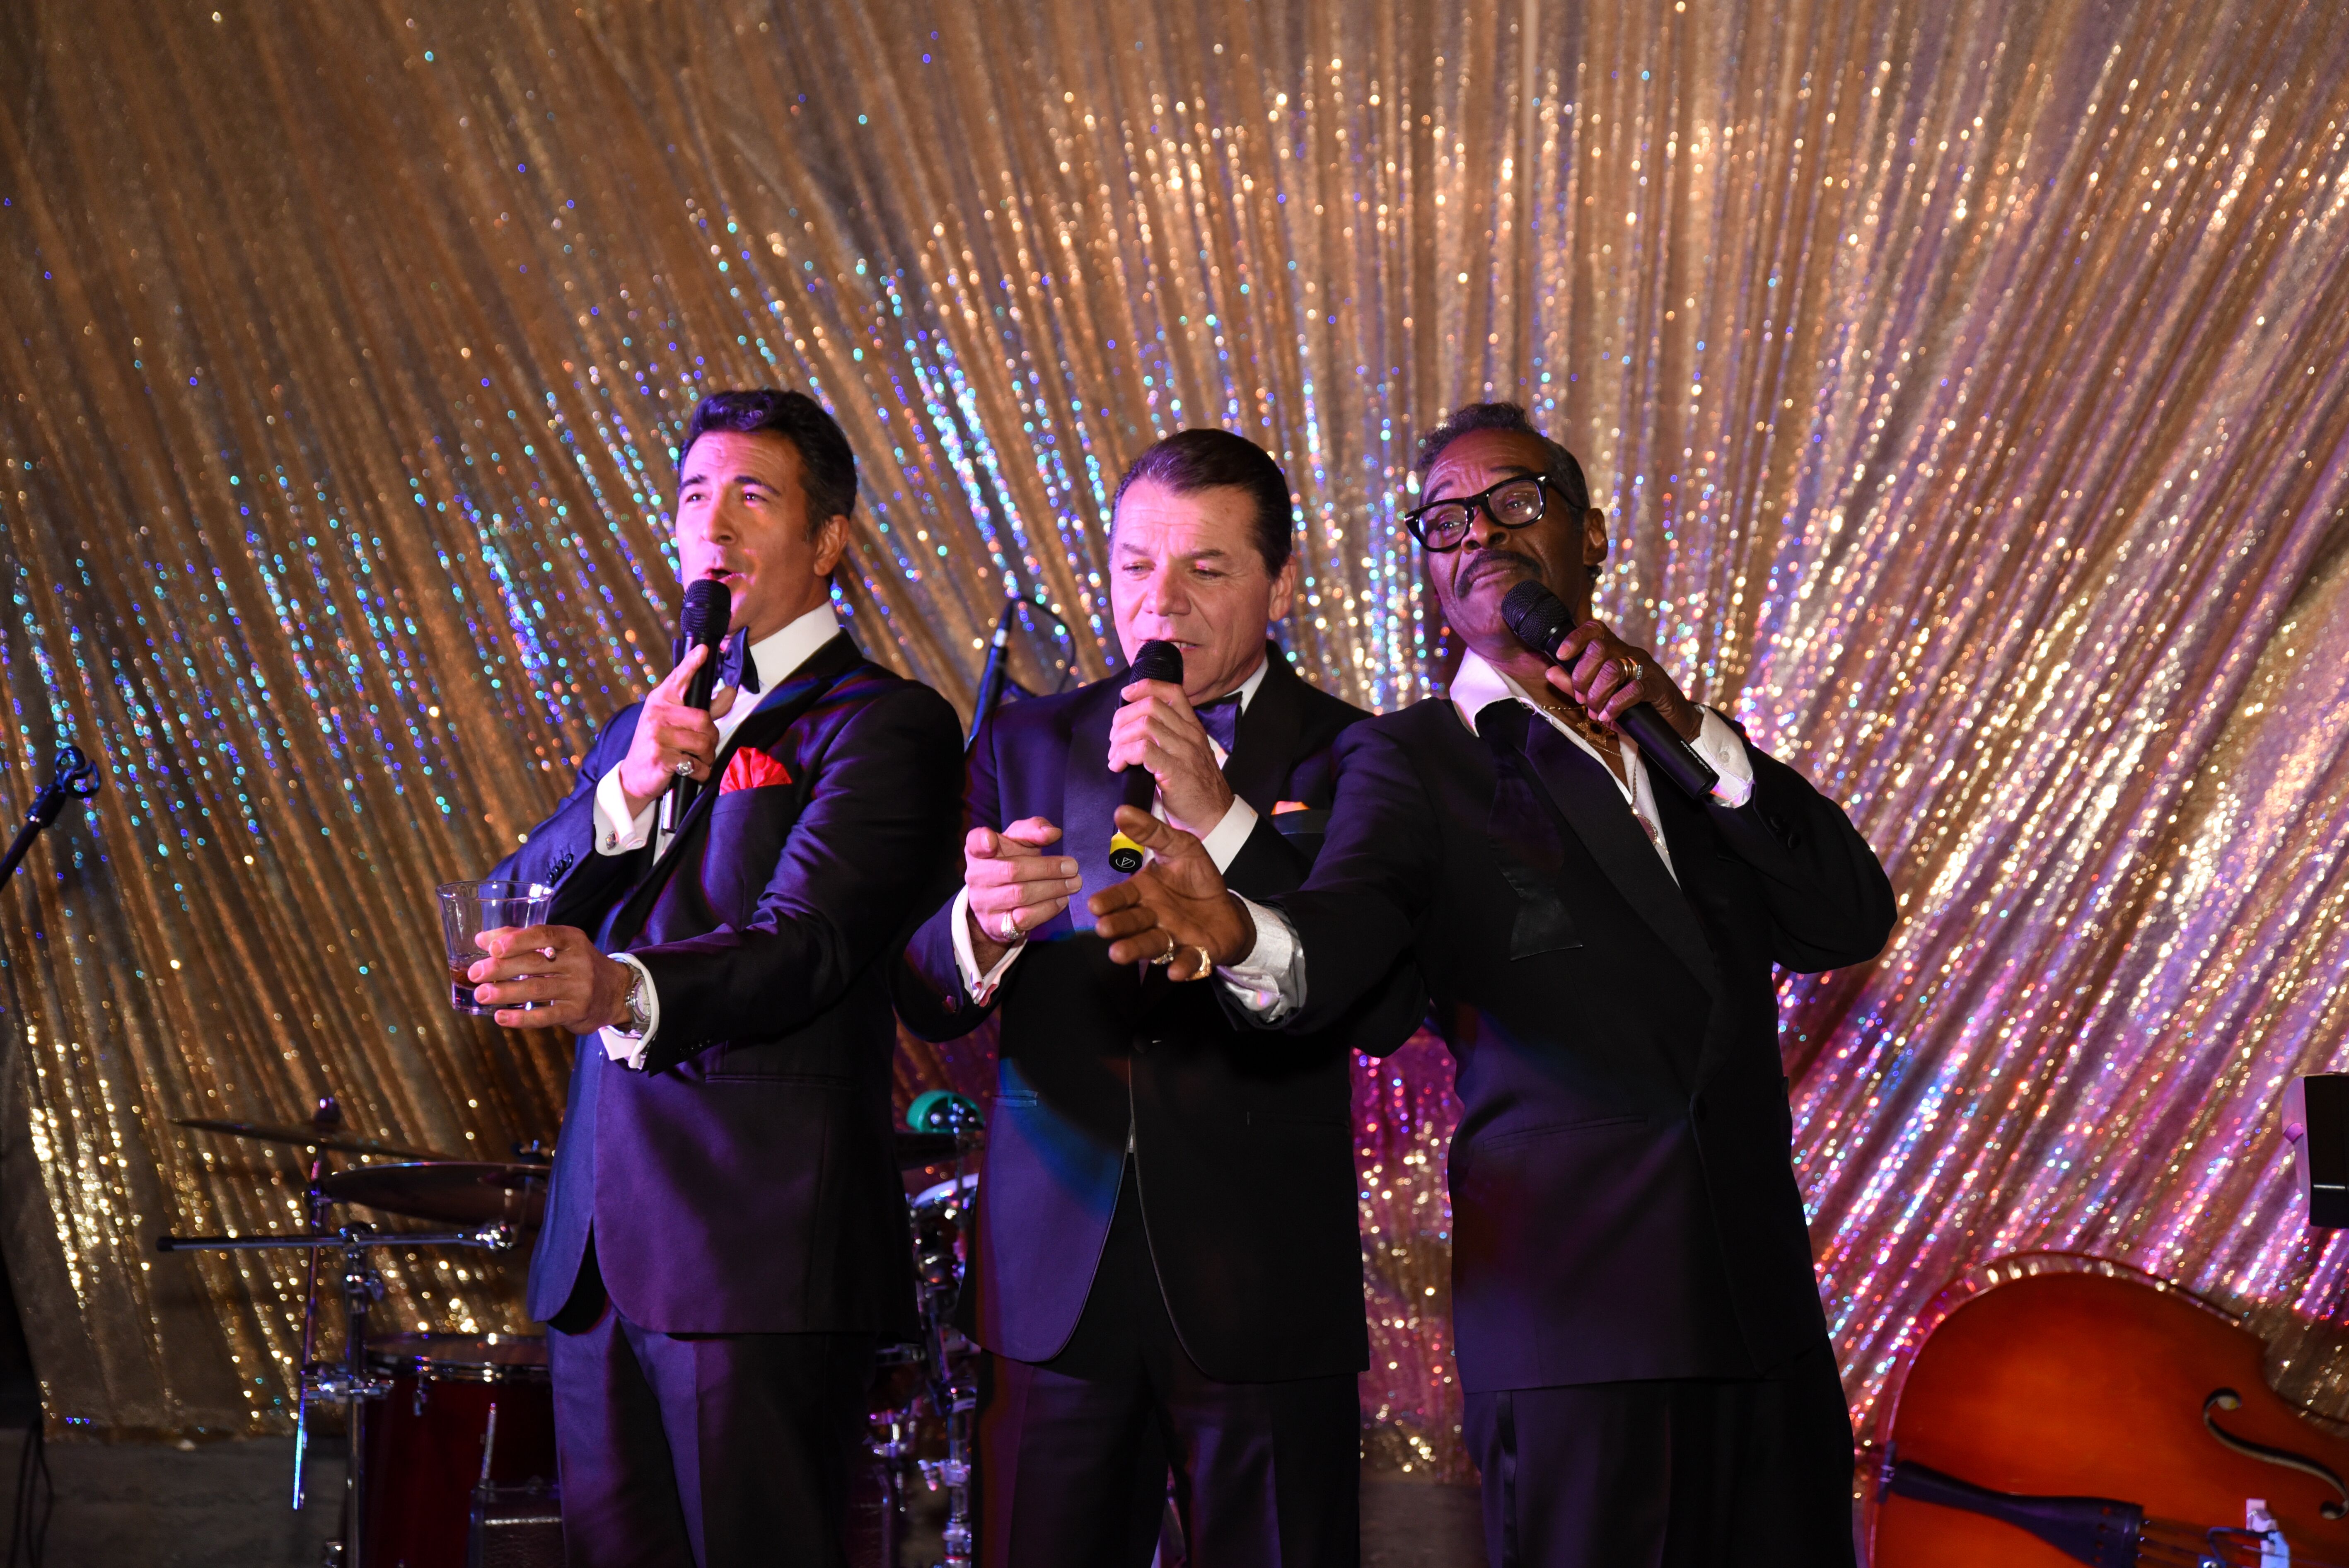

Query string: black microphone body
660 576 734 834
967 609 1016 752
1498 581 1720 802
1108 639 1184 872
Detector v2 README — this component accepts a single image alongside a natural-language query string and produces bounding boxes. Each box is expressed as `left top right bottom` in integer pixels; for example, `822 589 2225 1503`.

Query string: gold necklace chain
1529 695 1622 761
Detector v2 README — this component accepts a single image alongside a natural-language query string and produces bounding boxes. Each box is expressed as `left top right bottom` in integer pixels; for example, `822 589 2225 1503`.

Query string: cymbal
174 1117 459 1162
318 1162 547 1228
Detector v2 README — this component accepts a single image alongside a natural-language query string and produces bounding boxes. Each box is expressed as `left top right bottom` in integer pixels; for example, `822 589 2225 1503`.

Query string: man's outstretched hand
1087 806 1256 982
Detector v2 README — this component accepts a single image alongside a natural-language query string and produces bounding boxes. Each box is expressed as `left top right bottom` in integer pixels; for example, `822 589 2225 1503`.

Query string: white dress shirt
948 655 1272 1004
1220 649 1756 1022
594 600 842 1069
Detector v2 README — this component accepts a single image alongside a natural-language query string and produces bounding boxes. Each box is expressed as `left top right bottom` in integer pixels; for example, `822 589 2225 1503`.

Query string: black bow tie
672 628 762 695
715 628 761 695
1196 691 1242 756
1477 699 1530 752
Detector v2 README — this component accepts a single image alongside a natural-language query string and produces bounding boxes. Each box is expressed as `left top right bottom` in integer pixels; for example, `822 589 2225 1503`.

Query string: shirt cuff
950 884 1026 1004
1196 795 1260 874
593 767 658 855
598 952 658 1070
1218 894 1305 1023
1693 709 1756 808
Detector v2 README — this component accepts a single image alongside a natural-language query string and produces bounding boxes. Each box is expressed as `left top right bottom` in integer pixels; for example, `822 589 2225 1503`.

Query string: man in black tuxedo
465 389 962 1568
894 430 1413 1568
1090 403 1897 1566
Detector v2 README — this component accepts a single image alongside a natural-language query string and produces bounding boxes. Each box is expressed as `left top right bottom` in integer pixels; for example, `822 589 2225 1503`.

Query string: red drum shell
358 1333 557 1568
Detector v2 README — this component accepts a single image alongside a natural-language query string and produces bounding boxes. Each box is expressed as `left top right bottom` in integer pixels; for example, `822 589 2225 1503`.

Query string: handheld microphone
658 575 733 836
1499 581 1719 801
1107 639 1184 873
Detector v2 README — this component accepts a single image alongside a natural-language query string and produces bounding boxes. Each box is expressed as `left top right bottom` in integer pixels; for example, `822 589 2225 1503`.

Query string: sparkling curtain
5 0 2349 1479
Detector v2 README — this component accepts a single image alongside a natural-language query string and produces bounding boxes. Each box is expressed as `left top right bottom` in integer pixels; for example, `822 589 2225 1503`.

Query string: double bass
1869 1253 2349 1567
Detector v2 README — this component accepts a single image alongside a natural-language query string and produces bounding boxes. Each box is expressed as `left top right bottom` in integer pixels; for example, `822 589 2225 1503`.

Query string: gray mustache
1464 550 1536 580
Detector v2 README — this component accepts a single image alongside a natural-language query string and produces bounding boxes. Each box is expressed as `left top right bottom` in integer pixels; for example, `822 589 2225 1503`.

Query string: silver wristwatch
621 964 653 1036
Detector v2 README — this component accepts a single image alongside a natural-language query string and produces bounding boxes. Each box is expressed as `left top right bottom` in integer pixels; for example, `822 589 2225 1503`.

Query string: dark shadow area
0 1251 35 1430
0 1432 1487 1568
0 1434 345 1568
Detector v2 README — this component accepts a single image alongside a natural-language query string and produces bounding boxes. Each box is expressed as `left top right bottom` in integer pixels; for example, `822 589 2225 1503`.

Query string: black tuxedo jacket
1267 698 1894 1392
893 645 1420 1382
494 632 962 1336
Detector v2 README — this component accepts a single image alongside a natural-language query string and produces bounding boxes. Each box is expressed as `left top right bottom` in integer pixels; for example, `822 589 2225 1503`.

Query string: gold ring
1175 945 1213 982
1618 656 1641 684
998 910 1020 942
1149 929 1178 966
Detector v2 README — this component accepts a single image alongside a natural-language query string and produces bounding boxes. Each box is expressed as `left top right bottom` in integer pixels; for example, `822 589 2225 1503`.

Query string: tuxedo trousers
545 1241 877 1568
977 1162 1362 1568
1461 1338 1857 1568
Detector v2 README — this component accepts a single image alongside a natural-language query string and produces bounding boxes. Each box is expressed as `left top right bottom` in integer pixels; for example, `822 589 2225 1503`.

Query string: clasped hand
469 925 635 1032
1107 677 1233 835
614 643 742 818
1543 620 1702 742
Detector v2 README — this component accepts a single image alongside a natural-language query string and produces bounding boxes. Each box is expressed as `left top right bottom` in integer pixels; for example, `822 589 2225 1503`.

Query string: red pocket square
720 750 793 792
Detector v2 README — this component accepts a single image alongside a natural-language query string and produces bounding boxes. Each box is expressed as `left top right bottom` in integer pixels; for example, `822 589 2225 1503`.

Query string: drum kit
156 1088 991 1568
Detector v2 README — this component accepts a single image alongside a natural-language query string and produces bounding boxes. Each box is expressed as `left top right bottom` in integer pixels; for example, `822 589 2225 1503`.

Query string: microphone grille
1130 639 1185 687
680 576 733 644
1500 580 1572 656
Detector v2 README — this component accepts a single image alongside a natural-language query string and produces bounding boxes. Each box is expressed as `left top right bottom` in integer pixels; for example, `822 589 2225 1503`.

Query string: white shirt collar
736 599 842 696
1230 654 1271 711
1448 648 1527 734
1449 646 1646 768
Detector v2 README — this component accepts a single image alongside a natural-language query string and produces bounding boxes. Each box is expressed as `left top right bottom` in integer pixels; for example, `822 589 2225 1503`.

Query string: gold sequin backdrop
3 0 2348 1476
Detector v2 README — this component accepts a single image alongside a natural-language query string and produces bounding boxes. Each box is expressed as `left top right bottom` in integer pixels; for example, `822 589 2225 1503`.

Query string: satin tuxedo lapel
1220 652 1305 813
1475 708 1585 962
604 634 859 949
1061 680 1129 918
1518 720 1719 998
716 632 860 766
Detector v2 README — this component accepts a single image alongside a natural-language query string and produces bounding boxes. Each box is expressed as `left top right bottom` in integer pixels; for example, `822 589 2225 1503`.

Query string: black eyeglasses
1402 474 1577 551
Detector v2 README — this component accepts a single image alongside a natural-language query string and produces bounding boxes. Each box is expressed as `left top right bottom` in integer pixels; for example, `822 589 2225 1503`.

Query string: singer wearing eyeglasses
892 430 1421 1568
1086 403 1897 1568
464 389 962 1568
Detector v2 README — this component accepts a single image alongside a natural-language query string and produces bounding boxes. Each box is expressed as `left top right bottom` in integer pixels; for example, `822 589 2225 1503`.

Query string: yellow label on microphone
1107 830 1147 875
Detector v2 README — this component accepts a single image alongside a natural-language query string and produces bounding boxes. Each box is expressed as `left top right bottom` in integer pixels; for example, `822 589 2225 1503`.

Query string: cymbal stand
291 1097 344 1512
910 1098 986 1568
156 1222 515 1568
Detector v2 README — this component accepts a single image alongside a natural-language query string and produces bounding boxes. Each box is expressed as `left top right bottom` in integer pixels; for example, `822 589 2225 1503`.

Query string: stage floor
0 1430 1483 1566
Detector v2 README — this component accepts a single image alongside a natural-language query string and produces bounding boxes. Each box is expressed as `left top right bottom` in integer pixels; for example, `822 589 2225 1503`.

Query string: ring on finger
1150 929 1178 966
1174 945 1213 983
673 756 697 777
998 909 1020 942
1616 655 1641 683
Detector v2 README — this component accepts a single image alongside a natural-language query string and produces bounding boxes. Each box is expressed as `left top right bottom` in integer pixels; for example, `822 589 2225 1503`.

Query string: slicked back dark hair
680 389 857 536
1110 428 1295 576
1412 401 1590 512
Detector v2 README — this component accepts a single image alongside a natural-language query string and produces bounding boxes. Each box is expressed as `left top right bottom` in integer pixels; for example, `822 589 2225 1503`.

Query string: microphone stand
0 744 102 882
965 598 1073 751
155 1220 518 1568
906 1093 986 1568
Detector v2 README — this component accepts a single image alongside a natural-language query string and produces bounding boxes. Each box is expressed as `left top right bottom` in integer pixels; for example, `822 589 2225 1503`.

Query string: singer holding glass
893 430 1421 1568
462 389 962 1568
1085 403 1897 1568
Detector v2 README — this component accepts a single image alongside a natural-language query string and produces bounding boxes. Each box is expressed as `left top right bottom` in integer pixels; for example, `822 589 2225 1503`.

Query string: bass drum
360 1332 558 1568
